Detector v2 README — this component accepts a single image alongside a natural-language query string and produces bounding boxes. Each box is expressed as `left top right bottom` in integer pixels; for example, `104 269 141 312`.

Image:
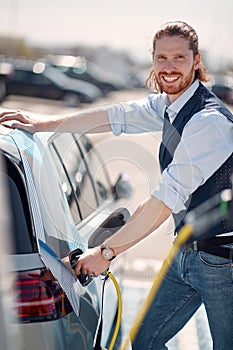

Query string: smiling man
0 21 233 349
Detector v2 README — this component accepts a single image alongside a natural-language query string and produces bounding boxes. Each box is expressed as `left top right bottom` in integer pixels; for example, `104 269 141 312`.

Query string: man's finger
0 111 28 123
0 111 18 118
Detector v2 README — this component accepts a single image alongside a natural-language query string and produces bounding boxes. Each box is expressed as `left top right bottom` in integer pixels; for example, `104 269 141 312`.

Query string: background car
0 119 132 350
0 62 13 103
45 55 130 94
211 75 233 105
5 58 103 106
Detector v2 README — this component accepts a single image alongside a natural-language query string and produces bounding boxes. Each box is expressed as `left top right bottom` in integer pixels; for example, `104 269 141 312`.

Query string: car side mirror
88 207 130 248
112 173 133 200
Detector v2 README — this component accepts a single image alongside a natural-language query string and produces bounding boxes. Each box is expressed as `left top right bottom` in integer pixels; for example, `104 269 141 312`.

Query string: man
1 21 233 349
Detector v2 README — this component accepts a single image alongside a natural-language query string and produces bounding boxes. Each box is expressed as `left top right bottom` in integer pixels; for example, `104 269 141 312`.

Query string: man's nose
163 60 176 71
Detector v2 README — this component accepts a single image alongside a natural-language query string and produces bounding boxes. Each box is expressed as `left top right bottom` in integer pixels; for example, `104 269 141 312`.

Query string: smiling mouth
162 75 180 82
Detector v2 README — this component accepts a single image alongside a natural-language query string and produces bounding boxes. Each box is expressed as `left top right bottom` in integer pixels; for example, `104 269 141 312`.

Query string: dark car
45 55 129 94
0 119 132 350
5 59 103 106
211 75 233 105
0 62 14 103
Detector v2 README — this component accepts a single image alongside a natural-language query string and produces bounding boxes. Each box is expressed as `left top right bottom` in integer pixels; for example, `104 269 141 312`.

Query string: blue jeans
132 244 233 350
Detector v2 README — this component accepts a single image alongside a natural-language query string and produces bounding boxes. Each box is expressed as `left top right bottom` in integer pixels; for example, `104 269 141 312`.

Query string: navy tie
164 108 170 125
159 109 172 169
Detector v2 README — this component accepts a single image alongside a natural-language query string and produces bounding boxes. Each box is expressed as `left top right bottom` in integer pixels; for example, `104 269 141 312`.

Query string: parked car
0 118 132 350
45 55 129 94
5 58 103 106
211 75 233 105
0 62 13 103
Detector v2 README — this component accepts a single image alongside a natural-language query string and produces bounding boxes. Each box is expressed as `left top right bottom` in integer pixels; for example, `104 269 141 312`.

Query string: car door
28 71 61 99
48 132 131 347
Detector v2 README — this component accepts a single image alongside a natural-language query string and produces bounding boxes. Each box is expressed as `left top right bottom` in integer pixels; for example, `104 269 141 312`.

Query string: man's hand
73 247 111 277
0 110 41 133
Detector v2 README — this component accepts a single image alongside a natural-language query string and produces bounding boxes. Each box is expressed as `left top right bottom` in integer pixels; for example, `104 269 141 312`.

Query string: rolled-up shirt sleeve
107 94 164 135
152 109 233 213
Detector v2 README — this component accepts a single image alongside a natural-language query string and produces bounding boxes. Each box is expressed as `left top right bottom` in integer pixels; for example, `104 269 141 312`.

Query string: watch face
102 248 114 261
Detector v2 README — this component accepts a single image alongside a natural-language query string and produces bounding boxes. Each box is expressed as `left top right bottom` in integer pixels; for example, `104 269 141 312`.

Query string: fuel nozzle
69 248 94 286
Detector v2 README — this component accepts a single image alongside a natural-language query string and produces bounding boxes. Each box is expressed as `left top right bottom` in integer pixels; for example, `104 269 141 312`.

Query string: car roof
0 123 53 153
0 121 57 181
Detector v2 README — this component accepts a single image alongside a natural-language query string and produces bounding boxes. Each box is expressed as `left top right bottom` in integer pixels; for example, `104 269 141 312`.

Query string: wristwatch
100 243 116 261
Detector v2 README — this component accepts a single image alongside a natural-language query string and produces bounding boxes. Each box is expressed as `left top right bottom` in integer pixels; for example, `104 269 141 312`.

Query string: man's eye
156 56 166 61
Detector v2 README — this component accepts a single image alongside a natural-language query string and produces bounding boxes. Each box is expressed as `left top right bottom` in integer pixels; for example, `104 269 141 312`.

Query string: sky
1 0 233 70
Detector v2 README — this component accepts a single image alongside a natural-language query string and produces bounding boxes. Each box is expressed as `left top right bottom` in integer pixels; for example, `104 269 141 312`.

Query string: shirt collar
165 80 199 123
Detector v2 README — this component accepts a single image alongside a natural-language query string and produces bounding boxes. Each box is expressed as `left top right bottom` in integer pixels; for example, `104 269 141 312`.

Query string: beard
155 65 195 95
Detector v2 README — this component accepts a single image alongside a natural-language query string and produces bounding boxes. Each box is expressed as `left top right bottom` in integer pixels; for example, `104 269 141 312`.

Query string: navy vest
159 82 233 240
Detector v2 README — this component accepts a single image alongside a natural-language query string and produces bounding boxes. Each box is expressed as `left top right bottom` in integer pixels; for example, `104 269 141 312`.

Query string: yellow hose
120 223 193 350
106 270 123 350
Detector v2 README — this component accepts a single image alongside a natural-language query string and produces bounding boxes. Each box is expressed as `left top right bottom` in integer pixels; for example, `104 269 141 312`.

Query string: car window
49 134 98 222
10 69 27 83
12 69 50 86
77 135 112 203
28 71 49 85
1 155 36 254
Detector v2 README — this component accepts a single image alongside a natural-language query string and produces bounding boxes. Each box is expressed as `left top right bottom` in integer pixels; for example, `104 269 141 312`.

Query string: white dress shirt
107 80 233 216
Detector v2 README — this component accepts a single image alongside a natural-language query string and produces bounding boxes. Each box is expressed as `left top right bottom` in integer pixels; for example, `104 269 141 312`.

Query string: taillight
12 269 73 323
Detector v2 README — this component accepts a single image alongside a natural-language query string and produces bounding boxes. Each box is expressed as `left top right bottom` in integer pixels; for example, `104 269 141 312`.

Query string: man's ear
194 52 201 69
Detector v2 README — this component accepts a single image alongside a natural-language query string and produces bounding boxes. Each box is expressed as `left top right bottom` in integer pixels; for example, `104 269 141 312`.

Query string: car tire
63 93 81 107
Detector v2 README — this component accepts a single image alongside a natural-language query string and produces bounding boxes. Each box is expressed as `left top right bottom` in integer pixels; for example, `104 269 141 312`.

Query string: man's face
153 36 200 102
